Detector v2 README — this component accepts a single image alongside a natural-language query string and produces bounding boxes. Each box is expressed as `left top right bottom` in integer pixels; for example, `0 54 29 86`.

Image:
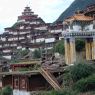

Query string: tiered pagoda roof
17 6 44 23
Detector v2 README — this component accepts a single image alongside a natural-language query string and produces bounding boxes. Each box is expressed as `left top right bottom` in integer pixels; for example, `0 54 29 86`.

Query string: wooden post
70 38 76 64
92 37 95 59
64 39 71 64
85 39 92 60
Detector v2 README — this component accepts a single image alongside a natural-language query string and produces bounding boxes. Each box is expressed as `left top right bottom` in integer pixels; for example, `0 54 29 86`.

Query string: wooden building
1 68 63 95
0 6 63 59
0 4 95 59
62 3 95 64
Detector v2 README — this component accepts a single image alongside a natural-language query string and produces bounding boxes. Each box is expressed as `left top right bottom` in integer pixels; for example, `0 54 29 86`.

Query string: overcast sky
0 0 74 33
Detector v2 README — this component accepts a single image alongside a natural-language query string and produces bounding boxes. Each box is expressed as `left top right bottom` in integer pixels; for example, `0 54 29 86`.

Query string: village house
0 6 63 59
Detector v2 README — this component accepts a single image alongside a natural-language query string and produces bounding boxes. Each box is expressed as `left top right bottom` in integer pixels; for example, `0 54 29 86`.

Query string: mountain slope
55 0 95 23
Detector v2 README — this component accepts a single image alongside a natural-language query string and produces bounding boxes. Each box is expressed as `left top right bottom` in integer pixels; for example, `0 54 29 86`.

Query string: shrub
74 74 95 92
63 72 73 88
33 49 41 58
0 90 1 95
69 63 95 82
1 86 13 95
53 40 65 55
61 90 76 95
42 90 78 95
11 48 30 63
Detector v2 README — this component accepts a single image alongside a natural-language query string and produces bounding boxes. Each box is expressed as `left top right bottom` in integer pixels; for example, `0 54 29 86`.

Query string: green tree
20 49 29 57
33 49 41 59
11 48 30 63
54 40 64 55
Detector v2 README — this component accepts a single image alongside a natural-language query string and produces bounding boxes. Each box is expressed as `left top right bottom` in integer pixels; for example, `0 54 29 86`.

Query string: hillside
55 0 95 23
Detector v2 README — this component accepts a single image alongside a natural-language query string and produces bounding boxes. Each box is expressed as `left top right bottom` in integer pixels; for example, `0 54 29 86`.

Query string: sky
0 0 74 33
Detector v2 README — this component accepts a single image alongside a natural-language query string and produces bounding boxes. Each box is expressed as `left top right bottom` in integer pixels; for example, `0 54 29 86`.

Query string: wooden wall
2 74 51 91
2 75 12 87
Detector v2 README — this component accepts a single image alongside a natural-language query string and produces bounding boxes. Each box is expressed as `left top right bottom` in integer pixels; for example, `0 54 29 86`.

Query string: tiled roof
64 13 93 23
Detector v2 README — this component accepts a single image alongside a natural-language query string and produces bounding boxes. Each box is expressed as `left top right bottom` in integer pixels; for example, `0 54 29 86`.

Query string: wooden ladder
40 68 61 91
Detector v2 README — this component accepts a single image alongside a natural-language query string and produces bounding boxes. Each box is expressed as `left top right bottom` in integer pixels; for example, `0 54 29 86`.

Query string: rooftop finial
26 4 28 7
26 0 31 8
27 1 31 7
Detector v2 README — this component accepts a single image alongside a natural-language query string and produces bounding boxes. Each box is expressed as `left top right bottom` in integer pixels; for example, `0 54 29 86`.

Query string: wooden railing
40 68 61 91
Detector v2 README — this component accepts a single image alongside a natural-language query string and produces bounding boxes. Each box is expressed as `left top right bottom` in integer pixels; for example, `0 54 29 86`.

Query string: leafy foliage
41 90 77 95
11 49 30 63
20 49 30 57
74 74 95 92
69 63 95 82
63 72 73 88
33 49 41 59
1 86 13 95
53 40 64 55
